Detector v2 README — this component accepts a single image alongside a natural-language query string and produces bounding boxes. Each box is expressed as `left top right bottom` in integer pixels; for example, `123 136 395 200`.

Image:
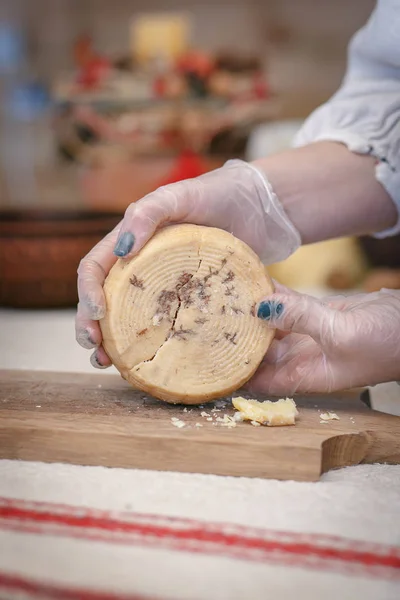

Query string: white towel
0 460 399 600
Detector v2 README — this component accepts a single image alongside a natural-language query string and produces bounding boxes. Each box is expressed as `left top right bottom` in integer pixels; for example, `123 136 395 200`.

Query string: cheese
232 396 298 427
320 412 340 422
100 224 274 404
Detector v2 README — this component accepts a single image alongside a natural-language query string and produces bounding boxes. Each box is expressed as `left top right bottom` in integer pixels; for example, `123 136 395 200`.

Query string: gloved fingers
247 336 336 395
90 345 112 369
75 307 102 349
113 181 201 260
274 329 291 341
269 282 306 337
256 289 339 345
270 279 292 295
245 335 300 393
111 160 301 264
246 337 308 396
256 335 297 366
320 292 373 312
320 294 350 310
77 223 121 322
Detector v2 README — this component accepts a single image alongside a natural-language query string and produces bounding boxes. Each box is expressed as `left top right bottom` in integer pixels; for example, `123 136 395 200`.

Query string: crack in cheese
100 224 275 404
232 396 298 426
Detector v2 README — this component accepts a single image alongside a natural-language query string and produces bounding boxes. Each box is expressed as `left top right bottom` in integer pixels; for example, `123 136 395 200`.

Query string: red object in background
77 56 111 90
73 34 111 90
74 34 93 69
157 149 208 186
253 72 269 99
153 75 166 97
176 50 214 79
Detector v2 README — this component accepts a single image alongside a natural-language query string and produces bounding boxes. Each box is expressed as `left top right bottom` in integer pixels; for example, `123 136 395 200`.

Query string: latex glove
250 284 400 395
76 159 300 367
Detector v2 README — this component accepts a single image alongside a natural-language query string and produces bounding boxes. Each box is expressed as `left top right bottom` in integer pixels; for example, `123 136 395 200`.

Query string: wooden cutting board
1 369 399 481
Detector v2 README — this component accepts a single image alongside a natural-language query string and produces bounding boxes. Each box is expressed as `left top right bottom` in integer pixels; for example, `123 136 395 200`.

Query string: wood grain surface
1 370 399 481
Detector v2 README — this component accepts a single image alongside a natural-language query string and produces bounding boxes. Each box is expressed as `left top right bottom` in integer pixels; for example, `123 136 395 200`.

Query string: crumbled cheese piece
215 414 237 428
171 417 186 428
250 420 261 427
206 417 213 421
201 411 211 418
320 412 340 421
233 412 244 422
195 423 203 427
232 396 298 427
183 408 188 412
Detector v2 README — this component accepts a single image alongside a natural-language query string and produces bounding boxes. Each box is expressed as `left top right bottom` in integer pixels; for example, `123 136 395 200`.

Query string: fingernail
90 351 108 369
76 328 96 349
257 300 284 321
86 298 106 320
114 232 135 257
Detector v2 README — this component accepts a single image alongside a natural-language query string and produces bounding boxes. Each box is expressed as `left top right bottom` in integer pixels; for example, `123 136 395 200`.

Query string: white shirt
294 0 400 238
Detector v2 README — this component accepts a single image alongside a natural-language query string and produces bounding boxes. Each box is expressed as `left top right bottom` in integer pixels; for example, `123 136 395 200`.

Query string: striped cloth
0 460 399 600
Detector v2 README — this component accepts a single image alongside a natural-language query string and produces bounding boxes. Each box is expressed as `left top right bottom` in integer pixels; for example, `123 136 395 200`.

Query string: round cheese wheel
100 224 274 404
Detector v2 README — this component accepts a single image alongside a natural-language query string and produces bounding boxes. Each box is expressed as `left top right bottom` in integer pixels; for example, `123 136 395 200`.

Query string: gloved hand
76 159 301 367
250 283 400 395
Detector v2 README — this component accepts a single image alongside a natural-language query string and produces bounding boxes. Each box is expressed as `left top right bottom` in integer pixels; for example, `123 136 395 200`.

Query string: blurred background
1 0 399 311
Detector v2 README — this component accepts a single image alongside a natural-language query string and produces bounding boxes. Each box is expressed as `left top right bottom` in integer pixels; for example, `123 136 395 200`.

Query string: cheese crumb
250 420 261 427
201 411 211 418
195 423 203 427
171 417 186 428
216 414 237 428
320 412 340 421
233 412 244 422
232 396 298 426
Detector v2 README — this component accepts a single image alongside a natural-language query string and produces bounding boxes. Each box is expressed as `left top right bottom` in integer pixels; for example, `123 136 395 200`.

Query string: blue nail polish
76 328 95 349
257 300 284 320
114 232 135 257
90 351 108 369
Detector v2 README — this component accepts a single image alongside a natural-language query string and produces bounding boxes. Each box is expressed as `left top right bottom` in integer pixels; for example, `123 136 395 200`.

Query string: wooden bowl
0 209 122 309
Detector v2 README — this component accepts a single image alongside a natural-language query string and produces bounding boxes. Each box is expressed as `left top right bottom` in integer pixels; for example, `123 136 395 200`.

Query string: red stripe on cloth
0 497 399 580
0 571 160 600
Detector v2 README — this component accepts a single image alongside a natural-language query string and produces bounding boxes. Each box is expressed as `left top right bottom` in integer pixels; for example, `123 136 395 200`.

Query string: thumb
256 289 339 344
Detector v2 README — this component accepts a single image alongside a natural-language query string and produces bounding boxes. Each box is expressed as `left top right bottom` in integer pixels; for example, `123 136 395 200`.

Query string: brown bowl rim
0 209 123 222
0 209 123 238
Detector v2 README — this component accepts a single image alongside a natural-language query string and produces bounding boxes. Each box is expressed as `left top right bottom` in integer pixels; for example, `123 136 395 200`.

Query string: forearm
252 141 397 245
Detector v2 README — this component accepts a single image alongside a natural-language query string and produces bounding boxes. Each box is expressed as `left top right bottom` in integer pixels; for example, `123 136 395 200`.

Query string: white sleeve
293 0 400 238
